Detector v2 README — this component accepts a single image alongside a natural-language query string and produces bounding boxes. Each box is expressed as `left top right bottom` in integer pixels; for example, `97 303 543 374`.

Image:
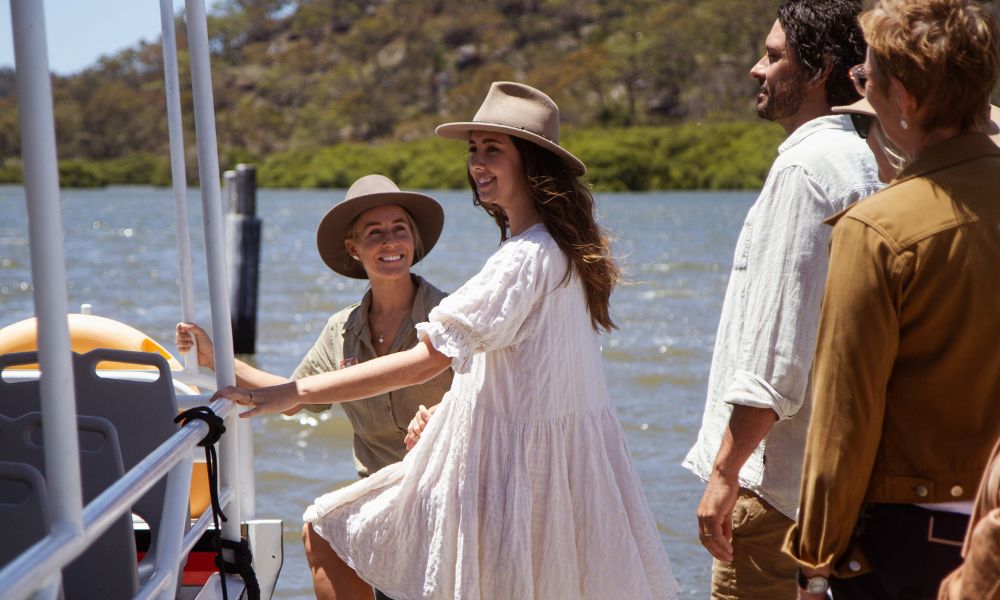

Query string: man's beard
755 74 807 122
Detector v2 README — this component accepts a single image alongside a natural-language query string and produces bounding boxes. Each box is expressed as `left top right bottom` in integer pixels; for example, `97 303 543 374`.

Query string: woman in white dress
215 81 678 600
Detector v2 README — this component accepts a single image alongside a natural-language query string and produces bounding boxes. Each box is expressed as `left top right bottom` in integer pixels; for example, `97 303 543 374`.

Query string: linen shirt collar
778 114 854 155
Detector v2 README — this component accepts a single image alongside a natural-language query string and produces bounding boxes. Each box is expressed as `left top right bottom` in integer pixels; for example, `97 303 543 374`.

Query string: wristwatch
797 569 830 595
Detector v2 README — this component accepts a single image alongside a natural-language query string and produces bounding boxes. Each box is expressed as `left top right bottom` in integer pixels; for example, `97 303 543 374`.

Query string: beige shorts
711 489 798 600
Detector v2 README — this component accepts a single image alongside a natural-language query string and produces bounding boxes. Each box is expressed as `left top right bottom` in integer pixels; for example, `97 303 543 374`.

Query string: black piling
224 164 261 354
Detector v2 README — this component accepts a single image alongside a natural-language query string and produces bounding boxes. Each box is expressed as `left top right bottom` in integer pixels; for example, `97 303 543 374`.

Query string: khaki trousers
711 489 798 600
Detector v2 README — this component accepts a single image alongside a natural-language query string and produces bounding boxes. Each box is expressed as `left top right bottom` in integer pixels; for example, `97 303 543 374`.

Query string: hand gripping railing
0 396 237 600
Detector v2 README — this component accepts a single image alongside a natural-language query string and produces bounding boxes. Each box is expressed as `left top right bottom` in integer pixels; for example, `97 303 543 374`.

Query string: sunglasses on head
849 113 874 140
849 64 868 98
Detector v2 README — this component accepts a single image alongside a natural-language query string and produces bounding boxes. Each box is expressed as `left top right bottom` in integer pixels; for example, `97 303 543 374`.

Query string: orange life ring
0 313 210 516
0 313 183 370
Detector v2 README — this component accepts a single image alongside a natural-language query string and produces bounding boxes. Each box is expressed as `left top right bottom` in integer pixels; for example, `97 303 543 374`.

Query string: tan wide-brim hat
834 98 1000 145
832 97 877 117
435 81 587 175
316 174 444 279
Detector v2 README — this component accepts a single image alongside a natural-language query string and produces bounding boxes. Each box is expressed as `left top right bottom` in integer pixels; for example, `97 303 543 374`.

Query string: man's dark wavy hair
778 0 867 107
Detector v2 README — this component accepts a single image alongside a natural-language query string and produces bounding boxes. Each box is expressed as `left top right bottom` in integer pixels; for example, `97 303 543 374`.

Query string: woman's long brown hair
467 137 620 332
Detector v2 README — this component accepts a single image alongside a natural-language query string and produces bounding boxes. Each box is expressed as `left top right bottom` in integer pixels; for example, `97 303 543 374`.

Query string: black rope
174 406 227 523
175 407 262 600
175 406 232 598
216 537 261 600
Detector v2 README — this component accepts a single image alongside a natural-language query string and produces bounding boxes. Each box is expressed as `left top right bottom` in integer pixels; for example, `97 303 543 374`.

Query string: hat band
473 119 558 144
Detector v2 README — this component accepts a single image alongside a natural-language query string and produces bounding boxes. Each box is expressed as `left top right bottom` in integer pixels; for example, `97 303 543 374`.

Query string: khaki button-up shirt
291 275 453 477
784 134 1000 576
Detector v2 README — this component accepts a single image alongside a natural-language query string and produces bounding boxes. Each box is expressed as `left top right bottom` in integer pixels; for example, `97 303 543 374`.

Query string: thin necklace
377 333 384 344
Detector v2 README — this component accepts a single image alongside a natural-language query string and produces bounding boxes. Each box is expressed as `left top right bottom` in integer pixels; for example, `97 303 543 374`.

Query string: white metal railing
159 0 200 382
0 397 237 600
8 2 83 597
183 0 256 523
2 0 255 597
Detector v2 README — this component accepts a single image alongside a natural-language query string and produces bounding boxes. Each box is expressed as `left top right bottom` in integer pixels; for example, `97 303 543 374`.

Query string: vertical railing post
160 0 200 378
184 0 253 542
150 457 195 600
10 1 82 596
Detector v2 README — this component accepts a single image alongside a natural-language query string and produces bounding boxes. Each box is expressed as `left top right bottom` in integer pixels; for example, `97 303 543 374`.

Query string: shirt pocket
732 211 754 271
341 395 386 437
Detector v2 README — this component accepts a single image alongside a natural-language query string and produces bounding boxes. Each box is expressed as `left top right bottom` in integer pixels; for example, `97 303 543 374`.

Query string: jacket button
915 485 929 497
951 485 963 497
849 561 862 572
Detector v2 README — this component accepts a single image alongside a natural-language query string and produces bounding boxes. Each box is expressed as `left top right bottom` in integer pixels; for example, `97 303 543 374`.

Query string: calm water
0 185 754 598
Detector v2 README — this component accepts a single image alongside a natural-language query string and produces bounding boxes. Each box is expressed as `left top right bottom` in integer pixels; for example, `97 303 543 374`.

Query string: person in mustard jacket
784 1 1000 598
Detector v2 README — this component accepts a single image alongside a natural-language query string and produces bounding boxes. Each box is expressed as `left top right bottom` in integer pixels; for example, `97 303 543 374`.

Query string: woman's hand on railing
176 322 216 369
211 382 301 418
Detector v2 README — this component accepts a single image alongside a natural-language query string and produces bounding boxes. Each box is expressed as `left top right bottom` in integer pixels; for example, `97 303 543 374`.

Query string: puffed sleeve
416 235 548 374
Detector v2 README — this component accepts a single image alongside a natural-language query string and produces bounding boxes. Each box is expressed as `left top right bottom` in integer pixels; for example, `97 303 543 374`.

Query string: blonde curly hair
860 0 1000 132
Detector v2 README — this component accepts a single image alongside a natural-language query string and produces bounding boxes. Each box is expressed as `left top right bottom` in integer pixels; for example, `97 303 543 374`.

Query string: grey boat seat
0 413 138 600
0 348 187 582
0 460 50 567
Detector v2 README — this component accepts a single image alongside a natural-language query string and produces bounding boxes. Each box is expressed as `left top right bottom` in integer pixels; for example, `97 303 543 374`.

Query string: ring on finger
248 390 255 404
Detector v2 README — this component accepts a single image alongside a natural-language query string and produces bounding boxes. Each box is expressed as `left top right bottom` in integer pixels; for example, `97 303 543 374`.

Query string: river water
1 185 755 598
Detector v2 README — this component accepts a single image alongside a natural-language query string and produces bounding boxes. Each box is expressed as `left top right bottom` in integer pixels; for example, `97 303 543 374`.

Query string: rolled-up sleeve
783 215 903 574
723 166 839 420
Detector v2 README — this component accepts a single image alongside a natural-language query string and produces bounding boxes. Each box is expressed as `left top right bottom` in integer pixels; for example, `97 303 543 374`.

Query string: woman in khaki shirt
176 174 452 600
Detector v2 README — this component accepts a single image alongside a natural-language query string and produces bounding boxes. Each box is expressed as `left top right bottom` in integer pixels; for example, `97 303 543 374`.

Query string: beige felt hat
832 97 877 117
436 81 586 175
316 174 444 279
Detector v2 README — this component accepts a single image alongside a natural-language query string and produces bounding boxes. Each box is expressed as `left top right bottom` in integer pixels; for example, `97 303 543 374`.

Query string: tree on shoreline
3 1 993 188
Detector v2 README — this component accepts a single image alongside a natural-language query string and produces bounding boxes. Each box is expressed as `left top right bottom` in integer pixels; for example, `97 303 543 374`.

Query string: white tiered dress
304 224 678 599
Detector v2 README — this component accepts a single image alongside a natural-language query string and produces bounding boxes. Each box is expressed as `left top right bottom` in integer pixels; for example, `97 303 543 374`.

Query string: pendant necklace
377 334 384 344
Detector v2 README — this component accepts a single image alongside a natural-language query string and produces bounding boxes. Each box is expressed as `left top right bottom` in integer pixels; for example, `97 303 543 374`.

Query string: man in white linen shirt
681 1 881 597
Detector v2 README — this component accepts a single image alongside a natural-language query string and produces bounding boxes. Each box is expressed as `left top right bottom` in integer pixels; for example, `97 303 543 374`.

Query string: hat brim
834 100 1000 145
831 97 876 117
316 191 444 279
435 122 587 176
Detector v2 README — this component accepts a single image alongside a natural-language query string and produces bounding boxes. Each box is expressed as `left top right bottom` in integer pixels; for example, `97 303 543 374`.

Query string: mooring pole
225 163 261 355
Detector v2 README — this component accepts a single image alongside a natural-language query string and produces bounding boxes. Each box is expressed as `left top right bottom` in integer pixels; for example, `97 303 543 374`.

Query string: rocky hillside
0 0 784 166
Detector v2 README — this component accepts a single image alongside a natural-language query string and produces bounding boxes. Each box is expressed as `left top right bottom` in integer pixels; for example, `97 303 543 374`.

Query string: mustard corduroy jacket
784 134 1000 577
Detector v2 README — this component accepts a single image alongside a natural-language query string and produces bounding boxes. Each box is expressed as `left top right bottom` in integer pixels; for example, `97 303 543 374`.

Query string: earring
900 118 908 130
352 255 360 260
